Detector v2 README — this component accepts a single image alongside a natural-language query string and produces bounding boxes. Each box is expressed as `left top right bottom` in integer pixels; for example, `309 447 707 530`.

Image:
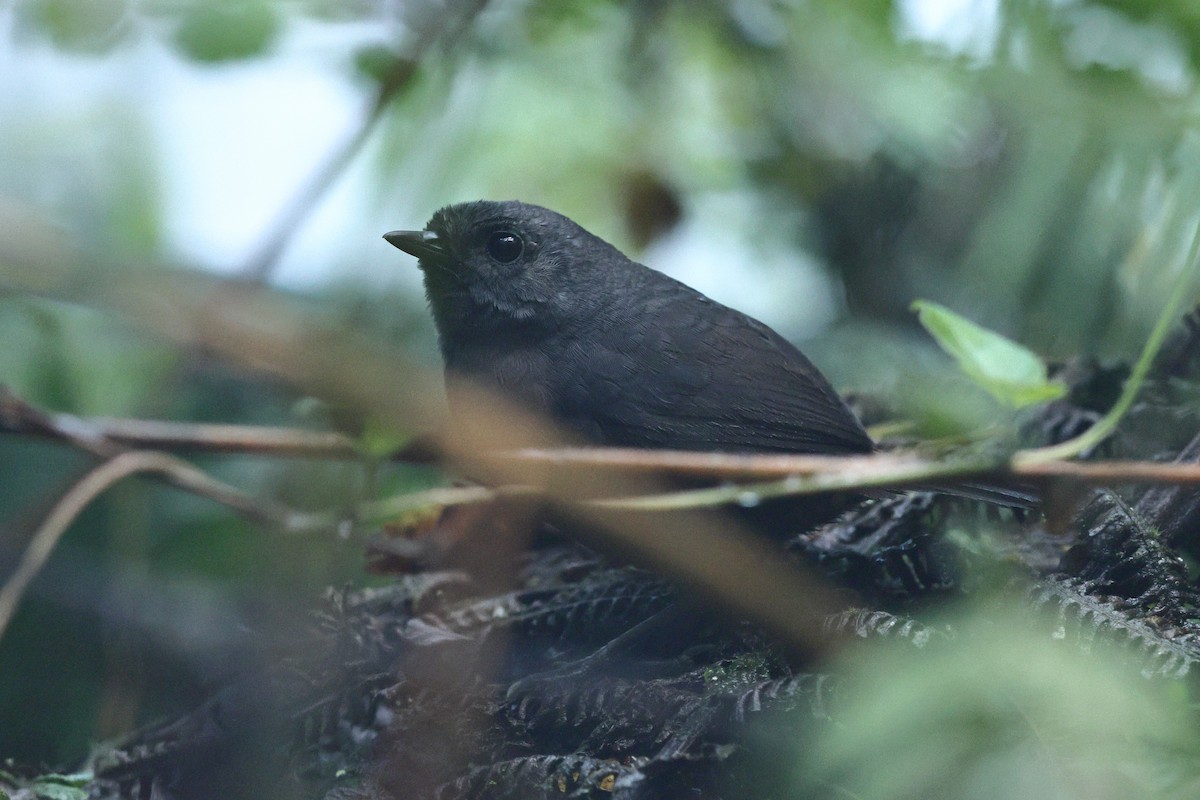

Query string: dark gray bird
384 200 874 468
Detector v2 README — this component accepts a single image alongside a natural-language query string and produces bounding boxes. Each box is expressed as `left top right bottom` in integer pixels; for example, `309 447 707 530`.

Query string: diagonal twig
0 386 323 530
0 450 293 640
238 0 492 283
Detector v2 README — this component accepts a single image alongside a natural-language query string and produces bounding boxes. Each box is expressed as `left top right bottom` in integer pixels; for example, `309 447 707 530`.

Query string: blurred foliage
16 0 133 55
171 0 281 64
788 600 1200 800
1 0 1199 791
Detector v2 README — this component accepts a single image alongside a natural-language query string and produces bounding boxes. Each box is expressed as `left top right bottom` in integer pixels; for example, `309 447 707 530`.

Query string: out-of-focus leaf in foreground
792 604 1197 800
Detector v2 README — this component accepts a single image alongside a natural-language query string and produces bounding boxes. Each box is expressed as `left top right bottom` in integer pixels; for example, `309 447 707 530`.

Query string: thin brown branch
1 385 124 459
0 450 295 640
238 0 491 283
0 386 315 529
1012 459 1200 484
8 383 1200 515
74 416 357 459
237 81 397 283
9 399 1200 490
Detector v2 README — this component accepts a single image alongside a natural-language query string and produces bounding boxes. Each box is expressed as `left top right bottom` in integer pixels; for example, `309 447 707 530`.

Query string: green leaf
353 46 414 87
18 0 131 55
34 773 90 787
358 414 412 460
173 0 279 63
29 774 90 800
32 787 86 800
912 301 1067 408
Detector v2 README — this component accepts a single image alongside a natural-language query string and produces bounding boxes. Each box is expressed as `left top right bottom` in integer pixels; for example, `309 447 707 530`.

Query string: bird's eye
486 231 524 264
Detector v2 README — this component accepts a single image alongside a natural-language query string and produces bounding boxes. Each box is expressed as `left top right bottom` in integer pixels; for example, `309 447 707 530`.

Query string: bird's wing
556 286 873 455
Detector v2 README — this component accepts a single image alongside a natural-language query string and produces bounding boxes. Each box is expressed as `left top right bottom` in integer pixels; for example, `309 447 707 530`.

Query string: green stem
356 484 537 525
591 458 991 512
1013 216 1199 467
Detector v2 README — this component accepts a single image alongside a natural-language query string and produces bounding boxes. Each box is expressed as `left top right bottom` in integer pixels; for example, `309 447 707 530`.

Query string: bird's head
384 200 626 339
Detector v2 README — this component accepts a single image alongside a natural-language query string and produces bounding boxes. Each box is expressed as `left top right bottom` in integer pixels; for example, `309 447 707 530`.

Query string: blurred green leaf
0 299 178 416
173 0 279 63
1089 0 1200 72
101 117 165 259
297 0 376 23
358 414 411 460
353 45 414 88
29 774 89 800
796 608 1198 800
17 0 132 55
913 300 1067 408
524 0 623 43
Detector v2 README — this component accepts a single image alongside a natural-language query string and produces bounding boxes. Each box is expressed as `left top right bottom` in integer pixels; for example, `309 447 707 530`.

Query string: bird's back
539 260 874 456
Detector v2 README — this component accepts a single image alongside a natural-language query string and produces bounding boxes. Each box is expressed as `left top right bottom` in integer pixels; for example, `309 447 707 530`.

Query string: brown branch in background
0 387 340 645
238 0 492 283
0 386 316 529
90 418 358 459
6 393 1200 490
1 385 126 460
237 73 401 283
1012 459 1200 485
0 450 295 640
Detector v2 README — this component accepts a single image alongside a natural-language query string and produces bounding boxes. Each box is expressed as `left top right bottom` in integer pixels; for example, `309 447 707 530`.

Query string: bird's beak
383 230 448 264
